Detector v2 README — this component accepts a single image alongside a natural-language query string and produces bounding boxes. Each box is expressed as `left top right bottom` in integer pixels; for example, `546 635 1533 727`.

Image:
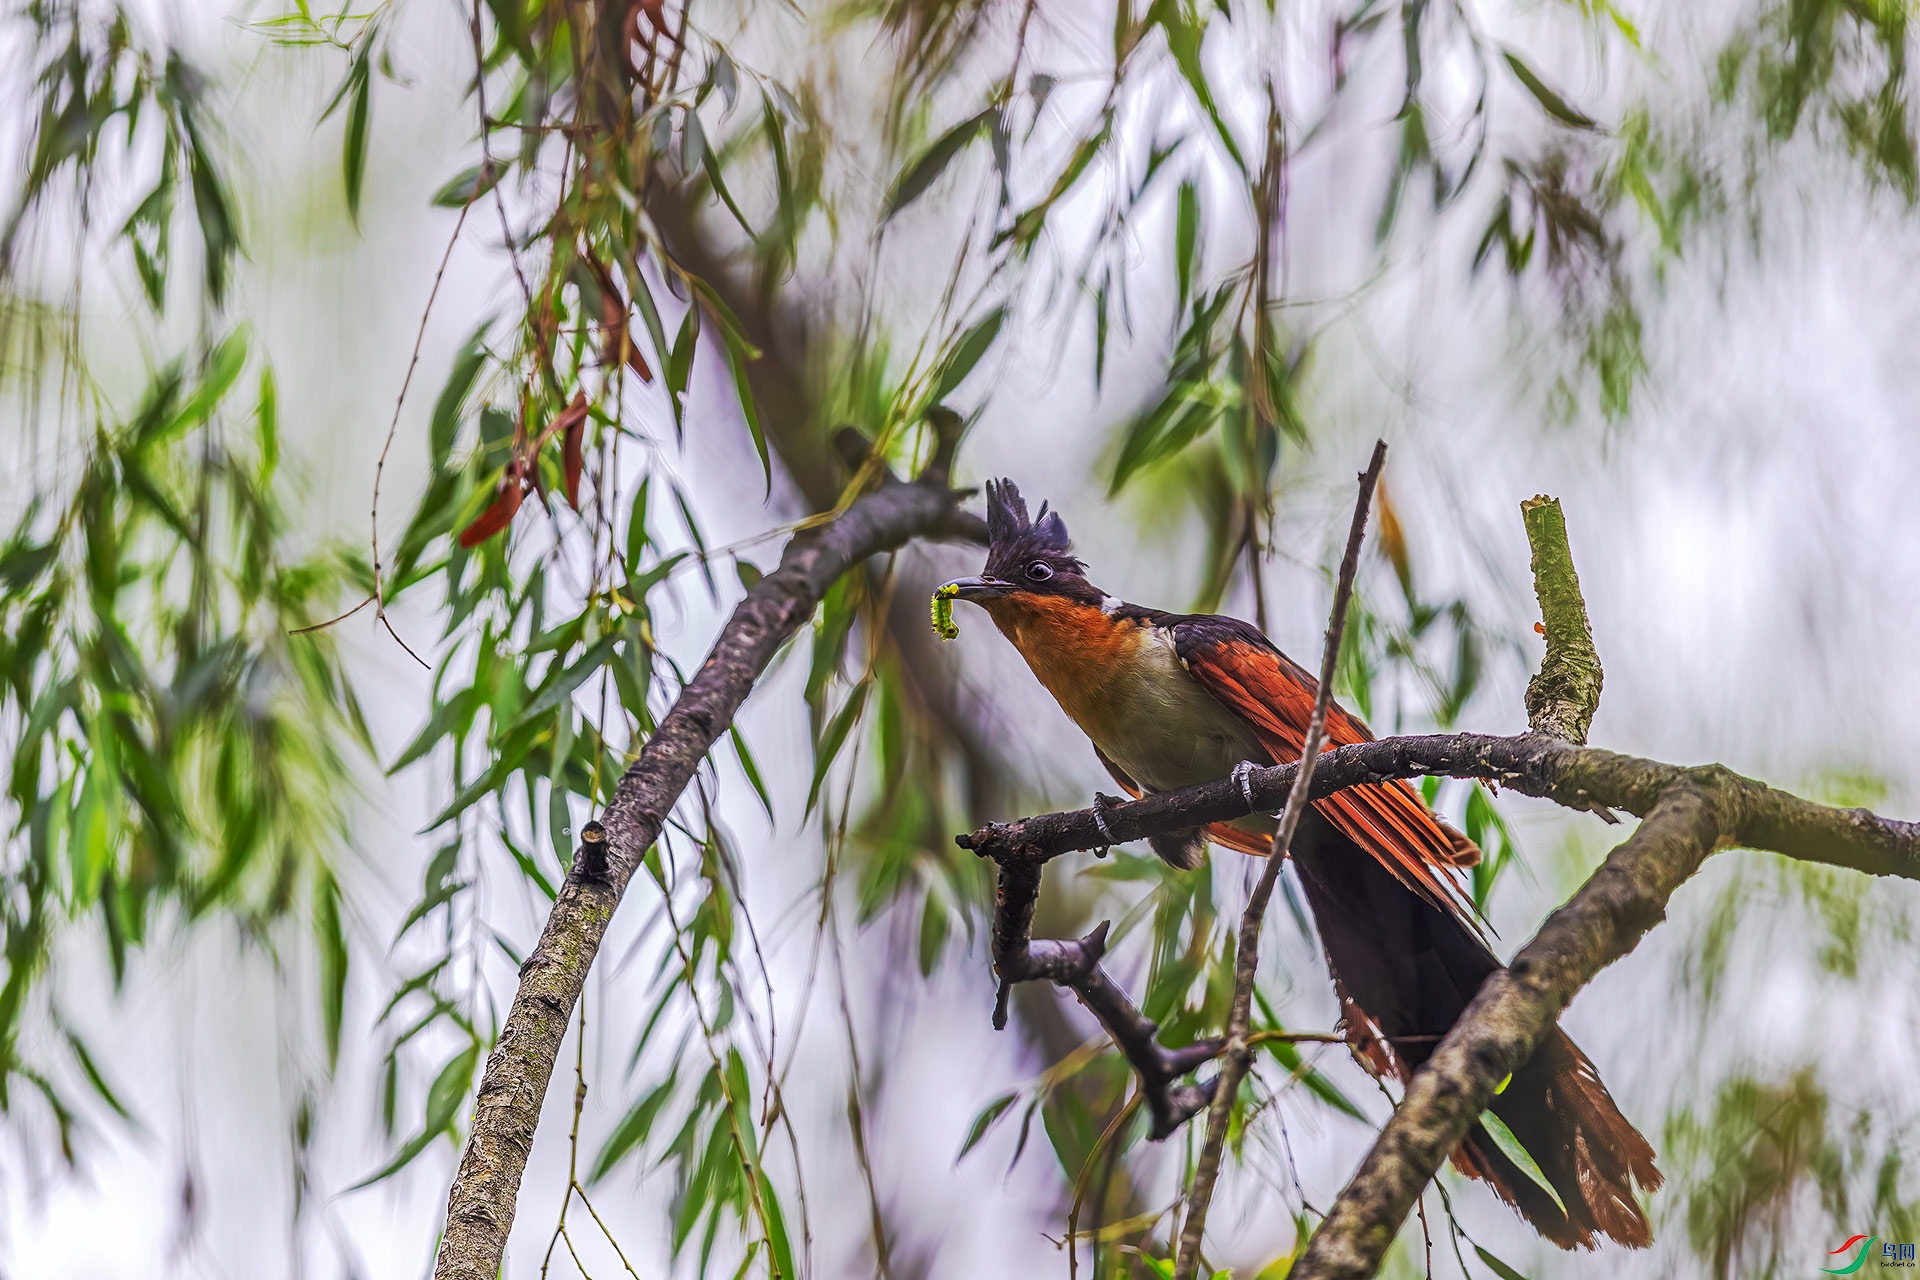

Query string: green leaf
174 79 239 302
701 141 759 242
1252 991 1366 1122
512 632 620 731
549 712 576 864
1006 119 1113 245
884 107 996 218
1154 2 1247 173
931 307 1006 402
397 841 465 936
65 1031 131 1121
728 726 774 823
1473 1244 1534 1280
957 1091 1018 1161
350 1040 479 1188
340 56 372 222
1479 1108 1567 1214
1110 392 1218 493
805 679 870 816
1174 178 1200 307
1257 1035 1365 1122
710 311 769 495
628 551 688 602
666 300 699 432
431 325 489 465
624 475 653 578
419 720 543 829
316 869 348 1069
430 161 505 208
684 278 761 360
256 367 279 482
589 1073 678 1182
917 889 948 976
144 329 248 449
501 829 558 900
1501 50 1597 130
760 1175 800 1280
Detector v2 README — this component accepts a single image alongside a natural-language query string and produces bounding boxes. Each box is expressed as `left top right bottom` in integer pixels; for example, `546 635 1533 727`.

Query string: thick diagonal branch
1287 784 1723 1279
432 468 982 1280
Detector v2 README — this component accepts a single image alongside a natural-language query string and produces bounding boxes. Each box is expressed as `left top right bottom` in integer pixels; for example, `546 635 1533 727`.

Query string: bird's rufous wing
1173 616 1480 921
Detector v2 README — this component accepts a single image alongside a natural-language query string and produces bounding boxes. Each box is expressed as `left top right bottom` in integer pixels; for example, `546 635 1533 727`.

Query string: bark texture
431 466 982 1280
1521 495 1603 744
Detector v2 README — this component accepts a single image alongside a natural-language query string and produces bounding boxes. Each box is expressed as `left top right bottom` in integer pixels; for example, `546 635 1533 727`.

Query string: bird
940 478 1661 1250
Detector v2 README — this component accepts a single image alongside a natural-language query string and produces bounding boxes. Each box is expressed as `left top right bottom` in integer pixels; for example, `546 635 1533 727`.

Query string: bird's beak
940 575 1013 603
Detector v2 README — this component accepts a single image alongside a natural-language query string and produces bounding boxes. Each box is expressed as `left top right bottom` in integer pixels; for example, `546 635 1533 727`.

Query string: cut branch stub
1522 495 1603 744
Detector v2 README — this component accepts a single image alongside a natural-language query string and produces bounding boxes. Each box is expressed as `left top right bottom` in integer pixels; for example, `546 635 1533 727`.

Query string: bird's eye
1025 561 1054 582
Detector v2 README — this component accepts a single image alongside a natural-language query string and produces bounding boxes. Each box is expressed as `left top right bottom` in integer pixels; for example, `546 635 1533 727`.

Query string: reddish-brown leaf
562 416 585 508
459 481 526 548
626 344 654 383
590 260 655 384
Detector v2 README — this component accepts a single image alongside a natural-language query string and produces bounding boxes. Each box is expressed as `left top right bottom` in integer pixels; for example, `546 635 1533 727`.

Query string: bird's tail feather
1458 1028 1662 1249
1148 827 1209 870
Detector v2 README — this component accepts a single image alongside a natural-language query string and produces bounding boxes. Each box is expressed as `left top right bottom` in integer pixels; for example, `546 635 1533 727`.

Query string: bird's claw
1232 760 1262 812
1091 791 1122 848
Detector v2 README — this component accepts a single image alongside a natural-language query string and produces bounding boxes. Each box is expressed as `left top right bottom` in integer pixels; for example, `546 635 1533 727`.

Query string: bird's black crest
985 478 1072 555
982 478 1089 586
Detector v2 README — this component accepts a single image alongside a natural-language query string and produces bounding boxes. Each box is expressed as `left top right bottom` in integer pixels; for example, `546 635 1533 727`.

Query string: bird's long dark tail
1287 812 1662 1250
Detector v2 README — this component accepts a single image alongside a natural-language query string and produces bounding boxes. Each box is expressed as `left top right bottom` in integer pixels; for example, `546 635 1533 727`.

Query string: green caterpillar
931 582 960 640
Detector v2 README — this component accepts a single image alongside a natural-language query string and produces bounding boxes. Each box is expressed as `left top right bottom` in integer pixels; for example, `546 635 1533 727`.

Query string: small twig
1415 1194 1432 1280
1172 439 1386 1280
1067 1094 1141 1280
539 994 589 1280
286 591 374 635
365 197 473 670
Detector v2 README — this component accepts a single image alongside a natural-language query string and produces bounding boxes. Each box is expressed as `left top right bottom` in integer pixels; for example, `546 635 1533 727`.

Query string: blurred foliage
7 0 1920 1273
0 333 365 1150
3 0 239 307
1665 1068 1920 1280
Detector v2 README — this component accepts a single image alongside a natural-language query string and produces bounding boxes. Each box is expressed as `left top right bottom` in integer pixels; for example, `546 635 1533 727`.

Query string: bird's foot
1232 760 1264 813
1090 791 1123 853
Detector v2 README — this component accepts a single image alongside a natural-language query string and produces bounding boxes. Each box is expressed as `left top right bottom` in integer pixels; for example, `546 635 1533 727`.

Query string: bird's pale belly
1039 627 1268 794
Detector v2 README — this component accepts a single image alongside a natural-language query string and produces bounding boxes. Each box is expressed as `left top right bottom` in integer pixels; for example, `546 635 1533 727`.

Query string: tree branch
956 735 1920 882
431 464 983 1280
1521 495 1602 744
1173 440 1385 1280
989 859 1219 1139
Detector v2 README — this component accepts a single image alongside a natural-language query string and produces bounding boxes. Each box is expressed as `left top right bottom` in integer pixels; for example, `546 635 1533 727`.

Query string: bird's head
940 479 1102 612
